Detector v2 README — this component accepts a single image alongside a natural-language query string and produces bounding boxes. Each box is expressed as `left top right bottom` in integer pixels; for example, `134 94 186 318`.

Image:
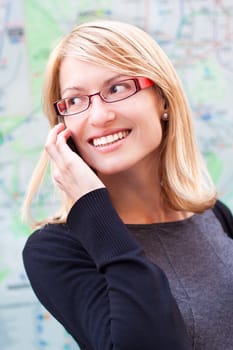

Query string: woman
22 20 233 349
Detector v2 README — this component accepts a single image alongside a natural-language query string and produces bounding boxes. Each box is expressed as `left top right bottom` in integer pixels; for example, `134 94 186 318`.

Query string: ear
164 97 169 110
155 85 169 110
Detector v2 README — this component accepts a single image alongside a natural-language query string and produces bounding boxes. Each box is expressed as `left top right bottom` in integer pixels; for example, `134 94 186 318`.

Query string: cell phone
57 117 79 154
67 136 79 153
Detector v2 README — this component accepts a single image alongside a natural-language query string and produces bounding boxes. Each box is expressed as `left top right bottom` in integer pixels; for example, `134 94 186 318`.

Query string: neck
98 165 192 224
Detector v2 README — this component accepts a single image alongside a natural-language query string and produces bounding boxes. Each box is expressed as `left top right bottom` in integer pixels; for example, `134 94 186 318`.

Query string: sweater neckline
125 211 207 230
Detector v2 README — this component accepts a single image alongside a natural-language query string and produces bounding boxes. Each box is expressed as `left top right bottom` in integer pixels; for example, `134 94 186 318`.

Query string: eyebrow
61 74 127 96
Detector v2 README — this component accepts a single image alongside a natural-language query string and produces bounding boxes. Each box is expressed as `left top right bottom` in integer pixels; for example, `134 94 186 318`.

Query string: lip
88 128 131 150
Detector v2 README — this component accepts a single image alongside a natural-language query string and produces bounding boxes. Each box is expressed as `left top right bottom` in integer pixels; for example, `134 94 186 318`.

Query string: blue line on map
201 113 213 121
37 323 43 333
37 313 44 321
38 339 48 347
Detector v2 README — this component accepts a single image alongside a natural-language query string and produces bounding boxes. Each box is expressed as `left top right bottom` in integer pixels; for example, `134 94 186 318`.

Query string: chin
96 167 123 176
88 157 137 176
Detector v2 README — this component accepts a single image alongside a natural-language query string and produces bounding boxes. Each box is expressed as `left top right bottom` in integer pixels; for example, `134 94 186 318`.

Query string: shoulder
23 222 86 258
25 223 71 245
22 222 94 279
212 200 233 238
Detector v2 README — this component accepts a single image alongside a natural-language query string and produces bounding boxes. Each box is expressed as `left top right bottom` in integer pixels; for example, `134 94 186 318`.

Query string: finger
56 127 72 147
48 127 80 172
44 124 65 164
45 123 64 147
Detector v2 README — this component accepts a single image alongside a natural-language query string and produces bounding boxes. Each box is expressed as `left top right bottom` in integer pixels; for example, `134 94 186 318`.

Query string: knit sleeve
23 188 191 350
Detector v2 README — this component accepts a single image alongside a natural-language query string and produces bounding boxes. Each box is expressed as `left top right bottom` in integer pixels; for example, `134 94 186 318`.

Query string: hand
45 123 105 203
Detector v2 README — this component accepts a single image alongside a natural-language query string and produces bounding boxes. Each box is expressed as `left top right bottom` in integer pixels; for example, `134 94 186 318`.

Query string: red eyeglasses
54 77 154 117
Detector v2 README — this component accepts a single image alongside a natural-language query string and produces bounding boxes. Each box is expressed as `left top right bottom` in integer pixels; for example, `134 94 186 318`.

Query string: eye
65 96 86 114
69 96 82 105
109 82 131 95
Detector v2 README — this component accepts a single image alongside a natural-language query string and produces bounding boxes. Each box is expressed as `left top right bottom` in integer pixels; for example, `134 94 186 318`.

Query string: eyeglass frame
53 77 154 117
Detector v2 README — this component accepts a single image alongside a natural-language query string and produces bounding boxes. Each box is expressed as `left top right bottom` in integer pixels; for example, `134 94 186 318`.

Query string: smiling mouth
91 130 130 147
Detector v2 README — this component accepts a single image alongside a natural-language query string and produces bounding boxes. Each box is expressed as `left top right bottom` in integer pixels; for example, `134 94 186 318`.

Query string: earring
162 112 169 121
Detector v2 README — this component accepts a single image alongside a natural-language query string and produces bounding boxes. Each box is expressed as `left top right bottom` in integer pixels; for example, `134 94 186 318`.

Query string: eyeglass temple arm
138 77 154 89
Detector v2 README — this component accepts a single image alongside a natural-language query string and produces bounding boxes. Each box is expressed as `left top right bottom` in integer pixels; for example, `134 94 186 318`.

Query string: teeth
93 130 129 147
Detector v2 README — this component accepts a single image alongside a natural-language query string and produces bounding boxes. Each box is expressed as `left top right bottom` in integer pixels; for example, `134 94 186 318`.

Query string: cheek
148 119 163 148
65 119 84 141
138 97 163 133
142 109 163 150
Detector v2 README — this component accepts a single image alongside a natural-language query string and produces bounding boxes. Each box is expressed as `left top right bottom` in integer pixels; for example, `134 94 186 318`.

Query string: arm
23 188 191 350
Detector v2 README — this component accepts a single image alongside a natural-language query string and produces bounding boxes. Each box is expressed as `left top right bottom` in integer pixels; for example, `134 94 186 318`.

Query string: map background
0 0 232 349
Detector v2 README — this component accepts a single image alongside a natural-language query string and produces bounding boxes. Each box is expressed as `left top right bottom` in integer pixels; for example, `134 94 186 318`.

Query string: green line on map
0 269 10 283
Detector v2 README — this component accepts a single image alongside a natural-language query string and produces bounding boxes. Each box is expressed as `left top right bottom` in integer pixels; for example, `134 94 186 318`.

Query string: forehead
59 57 121 91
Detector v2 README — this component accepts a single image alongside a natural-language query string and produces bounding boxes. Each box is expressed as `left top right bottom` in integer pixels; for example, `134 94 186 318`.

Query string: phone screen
67 137 78 153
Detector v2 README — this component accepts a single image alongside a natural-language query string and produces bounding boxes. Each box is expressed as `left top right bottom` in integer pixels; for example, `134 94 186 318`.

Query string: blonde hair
22 19 216 228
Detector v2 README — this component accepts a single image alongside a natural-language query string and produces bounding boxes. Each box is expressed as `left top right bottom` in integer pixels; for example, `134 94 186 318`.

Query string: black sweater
23 188 192 350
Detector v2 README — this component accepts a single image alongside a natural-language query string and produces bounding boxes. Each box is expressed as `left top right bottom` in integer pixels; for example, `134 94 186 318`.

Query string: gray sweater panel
127 209 233 349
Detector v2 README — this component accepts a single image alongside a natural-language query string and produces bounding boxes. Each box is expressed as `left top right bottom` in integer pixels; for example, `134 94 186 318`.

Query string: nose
88 94 116 126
